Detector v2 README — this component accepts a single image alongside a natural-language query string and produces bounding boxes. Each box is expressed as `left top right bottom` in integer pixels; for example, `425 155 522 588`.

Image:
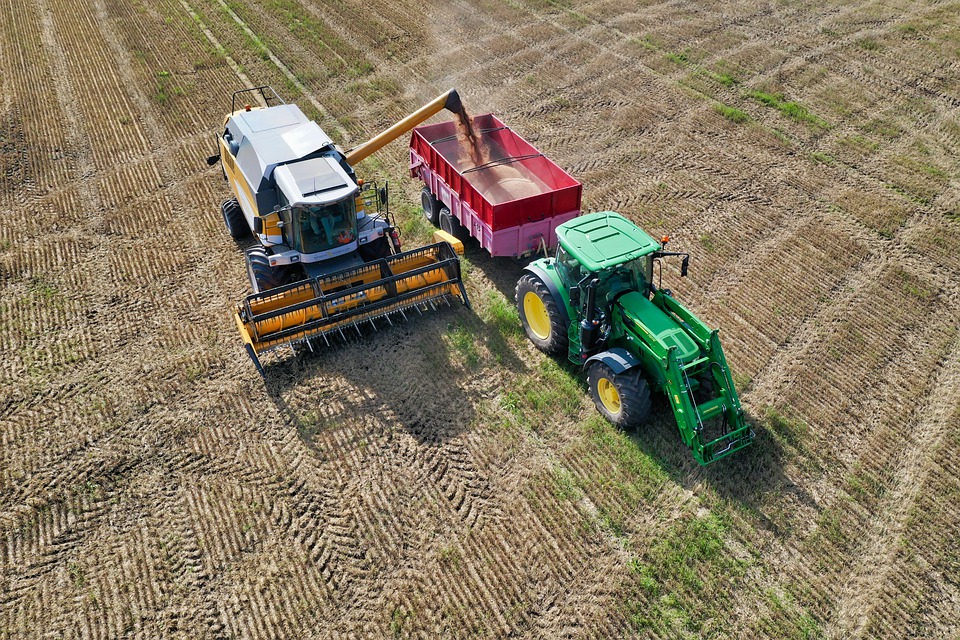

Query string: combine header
207 86 470 371
235 241 467 373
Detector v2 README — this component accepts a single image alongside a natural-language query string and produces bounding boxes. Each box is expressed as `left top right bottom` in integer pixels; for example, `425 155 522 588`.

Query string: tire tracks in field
179 0 257 95
826 334 960 638
200 0 349 143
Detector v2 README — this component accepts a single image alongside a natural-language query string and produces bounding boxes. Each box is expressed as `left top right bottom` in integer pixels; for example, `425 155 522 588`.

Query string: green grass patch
857 37 880 51
713 103 750 123
762 405 815 462
446 322 481 369
698 233 717 253
810 152 834 165
704 69 738 87
665 50 689 66
627 512 748 634
746 91 829 129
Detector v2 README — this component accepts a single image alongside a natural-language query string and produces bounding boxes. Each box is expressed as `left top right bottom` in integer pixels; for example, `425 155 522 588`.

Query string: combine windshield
296 198 357 254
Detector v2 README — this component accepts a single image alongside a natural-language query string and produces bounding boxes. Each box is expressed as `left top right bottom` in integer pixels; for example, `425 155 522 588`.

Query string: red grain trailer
410 114 582 258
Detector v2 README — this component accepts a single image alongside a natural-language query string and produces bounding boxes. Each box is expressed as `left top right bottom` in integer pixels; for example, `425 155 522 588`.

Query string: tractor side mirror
569 287 581 307
253 217 264 234
379 186 388 205
681 256 689 278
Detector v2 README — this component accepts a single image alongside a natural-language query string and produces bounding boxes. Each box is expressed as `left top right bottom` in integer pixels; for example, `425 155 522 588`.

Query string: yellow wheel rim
523 291 552 341
597 377 621 415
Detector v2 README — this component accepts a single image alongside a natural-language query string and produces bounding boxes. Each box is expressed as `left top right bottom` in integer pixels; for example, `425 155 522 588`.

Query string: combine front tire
587 363 651 429
245 247 289 294
421 188 440 225
516 274 567 356
221 198 249 239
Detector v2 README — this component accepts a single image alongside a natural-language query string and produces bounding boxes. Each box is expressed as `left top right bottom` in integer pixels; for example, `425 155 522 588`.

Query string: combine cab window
297 198 357 254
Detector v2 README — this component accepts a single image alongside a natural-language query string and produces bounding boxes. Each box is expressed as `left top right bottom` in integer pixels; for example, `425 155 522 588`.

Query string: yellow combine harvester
206 86 470 372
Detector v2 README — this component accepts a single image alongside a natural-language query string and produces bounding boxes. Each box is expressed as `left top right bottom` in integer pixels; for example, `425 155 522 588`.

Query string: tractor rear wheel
221 198 249 239
421 188 440 226
245 247 290 294
587 362 651 429
438 207 465 238
516 274 567 356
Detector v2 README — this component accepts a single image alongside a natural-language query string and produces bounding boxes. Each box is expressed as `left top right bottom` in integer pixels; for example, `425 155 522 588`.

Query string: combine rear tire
438 207 465 239
421 188 440 225
516 274 567 356
245 247 289 294
221 198 249 239
587 363 651 429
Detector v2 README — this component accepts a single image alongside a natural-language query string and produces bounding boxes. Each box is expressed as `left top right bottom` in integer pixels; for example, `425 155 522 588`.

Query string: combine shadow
625 401 817 534
261 302 525 450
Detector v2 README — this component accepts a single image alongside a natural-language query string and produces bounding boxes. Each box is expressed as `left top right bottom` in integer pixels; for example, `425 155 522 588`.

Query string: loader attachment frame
235 241 469 373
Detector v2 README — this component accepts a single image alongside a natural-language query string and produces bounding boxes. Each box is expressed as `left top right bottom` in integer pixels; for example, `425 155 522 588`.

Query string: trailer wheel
245 247 290 294
421 188 440 226
221 198 249 239
587 363 651 429
516 274 568 356
439 207 465 239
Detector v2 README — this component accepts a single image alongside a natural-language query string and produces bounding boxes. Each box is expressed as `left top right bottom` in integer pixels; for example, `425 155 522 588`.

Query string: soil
1 0 958 638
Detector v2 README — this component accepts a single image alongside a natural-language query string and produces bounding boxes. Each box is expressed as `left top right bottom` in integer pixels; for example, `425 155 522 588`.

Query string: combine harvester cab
411 114 582 259
208 86 471 372
517 212 754 465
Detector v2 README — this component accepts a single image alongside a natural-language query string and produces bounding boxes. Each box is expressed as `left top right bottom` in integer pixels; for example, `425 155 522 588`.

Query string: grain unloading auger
207 86 470 372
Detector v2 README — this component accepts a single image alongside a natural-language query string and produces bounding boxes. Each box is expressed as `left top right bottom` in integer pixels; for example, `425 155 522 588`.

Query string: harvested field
1 0 958 638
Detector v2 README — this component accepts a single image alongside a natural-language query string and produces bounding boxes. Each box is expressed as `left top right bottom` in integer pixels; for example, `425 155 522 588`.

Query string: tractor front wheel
221 198 249 239
421 188 440 226
516 274 568 356
587 362 651 429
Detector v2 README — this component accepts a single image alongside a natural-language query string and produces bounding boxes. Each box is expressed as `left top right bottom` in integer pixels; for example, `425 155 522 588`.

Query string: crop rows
1 0 957 637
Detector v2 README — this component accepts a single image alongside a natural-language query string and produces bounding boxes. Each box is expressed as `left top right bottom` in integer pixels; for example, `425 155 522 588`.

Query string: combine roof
227 104 335 190
556 211 660 271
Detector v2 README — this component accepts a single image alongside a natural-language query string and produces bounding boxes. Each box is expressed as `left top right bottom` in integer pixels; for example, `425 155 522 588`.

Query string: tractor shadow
627 400 816 534
261 302 526 452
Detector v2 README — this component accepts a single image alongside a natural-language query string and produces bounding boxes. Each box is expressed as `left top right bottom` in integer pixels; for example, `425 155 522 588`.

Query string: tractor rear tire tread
587 363 651 430
516 274 568 356
221 198 249 239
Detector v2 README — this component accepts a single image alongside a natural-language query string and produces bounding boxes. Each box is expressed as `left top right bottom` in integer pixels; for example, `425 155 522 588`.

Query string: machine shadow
261 303 525 450
461 238 530 304
627 402 814 533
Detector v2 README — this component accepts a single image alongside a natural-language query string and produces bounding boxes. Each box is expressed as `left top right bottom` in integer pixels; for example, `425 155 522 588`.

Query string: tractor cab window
599 258 651 302
296 198 357 254
555 246 586 285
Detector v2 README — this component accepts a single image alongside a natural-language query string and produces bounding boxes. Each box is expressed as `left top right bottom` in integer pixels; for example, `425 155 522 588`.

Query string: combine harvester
207 87 470 373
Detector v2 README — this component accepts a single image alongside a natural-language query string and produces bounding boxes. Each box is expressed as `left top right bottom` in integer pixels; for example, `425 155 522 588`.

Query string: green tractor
516 212 753 465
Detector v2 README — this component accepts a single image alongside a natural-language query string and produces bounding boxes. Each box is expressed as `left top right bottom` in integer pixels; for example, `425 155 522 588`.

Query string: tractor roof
556 212 660 271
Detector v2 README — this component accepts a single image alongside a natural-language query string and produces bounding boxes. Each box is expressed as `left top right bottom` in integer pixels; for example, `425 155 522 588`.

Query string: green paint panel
618 292 700 363
556 211 660 271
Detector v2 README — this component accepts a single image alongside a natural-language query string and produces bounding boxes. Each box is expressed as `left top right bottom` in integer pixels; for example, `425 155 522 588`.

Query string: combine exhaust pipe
235 241 469 373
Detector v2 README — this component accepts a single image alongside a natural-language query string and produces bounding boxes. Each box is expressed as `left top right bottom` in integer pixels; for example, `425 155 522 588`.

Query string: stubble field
1 0 958 637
